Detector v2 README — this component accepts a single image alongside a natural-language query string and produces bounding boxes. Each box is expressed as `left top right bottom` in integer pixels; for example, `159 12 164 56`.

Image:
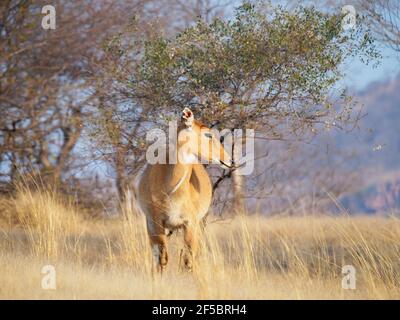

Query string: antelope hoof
183 254 193 272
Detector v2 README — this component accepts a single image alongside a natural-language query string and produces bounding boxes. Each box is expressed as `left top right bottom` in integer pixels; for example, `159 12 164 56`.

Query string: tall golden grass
0 183 399 299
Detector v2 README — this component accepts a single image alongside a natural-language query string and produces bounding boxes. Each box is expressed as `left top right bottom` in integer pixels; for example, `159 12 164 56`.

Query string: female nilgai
137 108 232 272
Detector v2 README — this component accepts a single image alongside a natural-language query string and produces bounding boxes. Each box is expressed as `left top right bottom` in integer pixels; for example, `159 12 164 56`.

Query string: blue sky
343 46 400 90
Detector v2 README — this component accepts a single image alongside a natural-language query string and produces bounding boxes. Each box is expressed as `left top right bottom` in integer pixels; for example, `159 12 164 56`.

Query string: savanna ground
0 184 399 300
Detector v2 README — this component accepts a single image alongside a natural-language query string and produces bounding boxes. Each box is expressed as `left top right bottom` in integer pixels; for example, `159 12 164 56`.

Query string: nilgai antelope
137 108 232 272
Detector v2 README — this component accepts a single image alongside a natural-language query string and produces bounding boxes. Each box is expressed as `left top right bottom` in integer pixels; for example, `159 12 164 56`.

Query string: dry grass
0 185 399 299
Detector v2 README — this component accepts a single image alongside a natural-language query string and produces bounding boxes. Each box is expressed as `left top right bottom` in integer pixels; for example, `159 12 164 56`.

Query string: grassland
0 185 399 299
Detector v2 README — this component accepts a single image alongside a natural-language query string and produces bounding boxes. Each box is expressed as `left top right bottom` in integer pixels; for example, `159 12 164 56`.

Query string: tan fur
137 108 231 272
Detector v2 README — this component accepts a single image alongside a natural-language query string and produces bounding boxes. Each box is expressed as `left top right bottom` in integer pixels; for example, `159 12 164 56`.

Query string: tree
0 0 143 189
90 1 233 204
356 0 400 55
96 1 379 214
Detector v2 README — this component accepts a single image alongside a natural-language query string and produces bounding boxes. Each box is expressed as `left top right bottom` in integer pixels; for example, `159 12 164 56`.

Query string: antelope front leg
182 223 197 272
147 218 168 274
150 233 168 274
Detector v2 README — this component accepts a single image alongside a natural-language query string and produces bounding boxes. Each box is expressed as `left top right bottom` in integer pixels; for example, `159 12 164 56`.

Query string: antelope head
177 107 232 168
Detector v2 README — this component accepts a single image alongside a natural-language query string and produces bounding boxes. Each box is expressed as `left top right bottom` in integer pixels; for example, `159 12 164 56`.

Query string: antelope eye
204 132 212 139
220 136 225 143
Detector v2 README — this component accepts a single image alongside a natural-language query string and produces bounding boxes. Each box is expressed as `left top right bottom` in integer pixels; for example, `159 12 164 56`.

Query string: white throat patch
169 170 188 195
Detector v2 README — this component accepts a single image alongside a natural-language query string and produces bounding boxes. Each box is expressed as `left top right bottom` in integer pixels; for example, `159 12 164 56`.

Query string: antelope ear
182 107 194 127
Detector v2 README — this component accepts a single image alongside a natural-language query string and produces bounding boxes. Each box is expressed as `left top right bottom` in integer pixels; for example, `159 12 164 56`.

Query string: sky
343 46 400 90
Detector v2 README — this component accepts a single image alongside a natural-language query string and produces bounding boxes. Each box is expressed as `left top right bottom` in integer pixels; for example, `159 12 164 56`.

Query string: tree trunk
231 131 247 215
232 169 246 215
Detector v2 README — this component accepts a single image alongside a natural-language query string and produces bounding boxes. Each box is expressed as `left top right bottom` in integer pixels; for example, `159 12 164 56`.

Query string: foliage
106 2 380 137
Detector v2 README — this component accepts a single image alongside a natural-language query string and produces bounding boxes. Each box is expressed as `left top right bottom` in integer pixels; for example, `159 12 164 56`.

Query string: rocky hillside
338 75 400 214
